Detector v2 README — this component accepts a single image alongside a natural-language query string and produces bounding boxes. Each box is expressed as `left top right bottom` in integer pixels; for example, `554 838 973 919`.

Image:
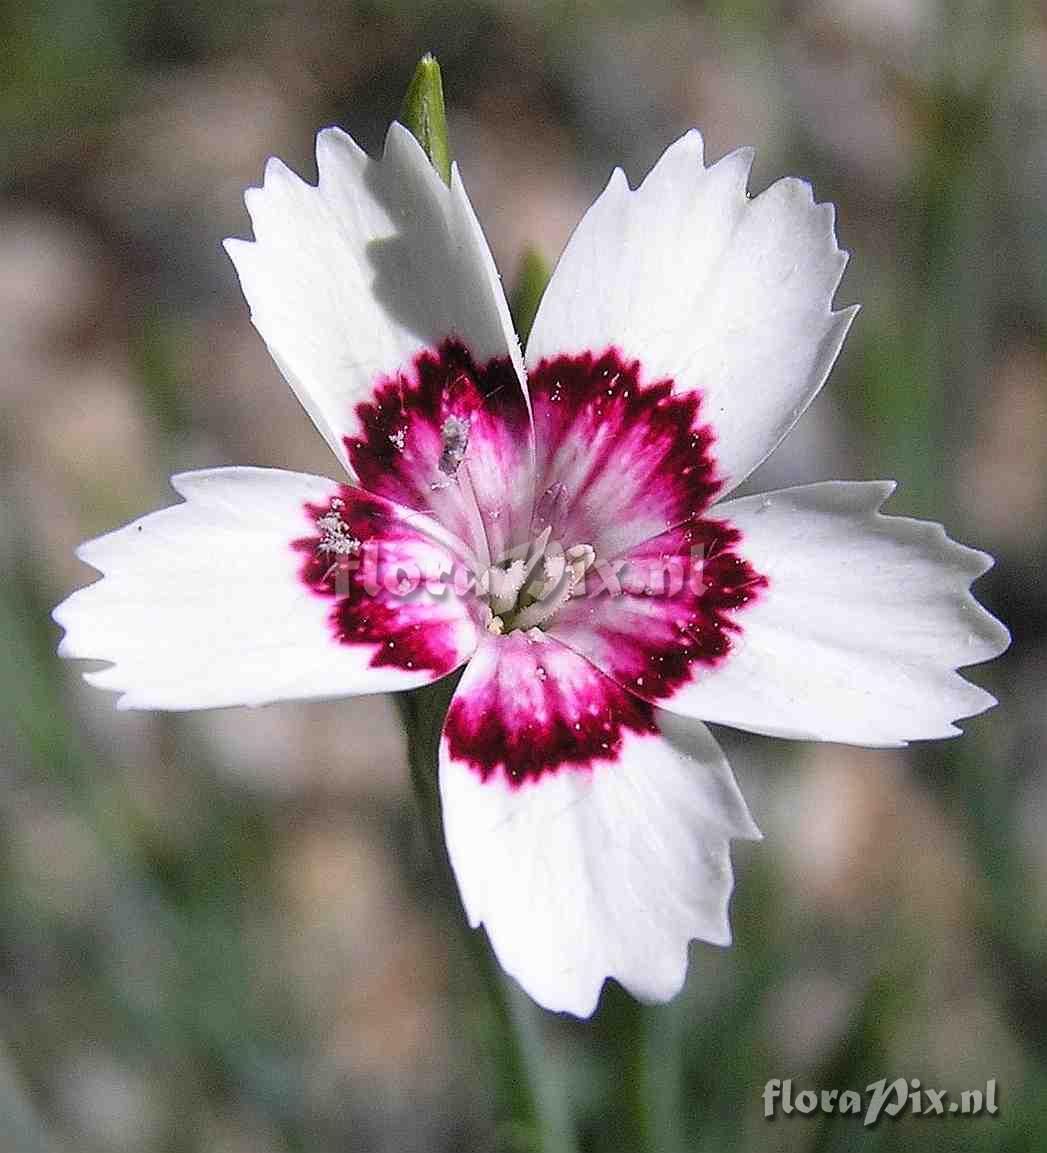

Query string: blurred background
2 1 1044 1150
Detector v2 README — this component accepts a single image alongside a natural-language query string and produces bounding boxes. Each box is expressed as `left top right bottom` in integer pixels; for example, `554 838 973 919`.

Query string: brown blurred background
1 1 1044 1151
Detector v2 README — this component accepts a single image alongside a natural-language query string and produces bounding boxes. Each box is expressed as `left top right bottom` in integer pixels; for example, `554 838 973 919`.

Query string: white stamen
506 540 597 632
488 559 528 617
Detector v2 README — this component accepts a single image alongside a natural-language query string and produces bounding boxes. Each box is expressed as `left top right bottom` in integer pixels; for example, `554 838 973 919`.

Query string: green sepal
510 247 552 345
400 53 452 185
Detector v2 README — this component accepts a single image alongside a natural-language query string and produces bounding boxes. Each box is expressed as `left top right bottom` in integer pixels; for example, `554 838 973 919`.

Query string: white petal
439 632 759 1017
53 468 477 710
655 482 1010 745
224 123 526 474
525 130 856 497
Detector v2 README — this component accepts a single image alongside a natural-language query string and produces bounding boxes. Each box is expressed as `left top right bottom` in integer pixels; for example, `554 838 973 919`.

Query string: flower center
480 527 596 636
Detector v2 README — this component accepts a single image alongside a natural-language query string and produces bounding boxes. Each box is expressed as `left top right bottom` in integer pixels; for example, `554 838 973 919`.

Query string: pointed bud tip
401 53 451 185
511 247 552 345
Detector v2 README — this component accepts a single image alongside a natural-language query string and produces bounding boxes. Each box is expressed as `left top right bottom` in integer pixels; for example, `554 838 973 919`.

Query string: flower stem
596 983 660 1152
397 53 573 1153
398 679 574 1153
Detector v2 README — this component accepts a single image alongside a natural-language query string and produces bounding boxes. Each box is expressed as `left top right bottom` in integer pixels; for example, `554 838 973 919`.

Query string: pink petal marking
301 342 765 733
293 485 474 677
523 347 767 707
549 518 768 705
344 339 531 563
528 349 722 556
443 633 658 788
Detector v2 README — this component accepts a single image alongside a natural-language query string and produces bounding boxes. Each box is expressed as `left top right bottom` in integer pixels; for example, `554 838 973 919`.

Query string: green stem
597 982 661 1152
398 680 573 1153
617 999 655 1149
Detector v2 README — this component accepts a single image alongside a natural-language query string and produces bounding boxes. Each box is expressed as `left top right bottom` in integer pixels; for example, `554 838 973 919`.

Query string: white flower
54 124 1009 1017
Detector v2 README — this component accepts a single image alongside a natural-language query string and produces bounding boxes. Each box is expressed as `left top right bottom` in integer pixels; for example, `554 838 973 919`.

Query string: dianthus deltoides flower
55 123 1009 1016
